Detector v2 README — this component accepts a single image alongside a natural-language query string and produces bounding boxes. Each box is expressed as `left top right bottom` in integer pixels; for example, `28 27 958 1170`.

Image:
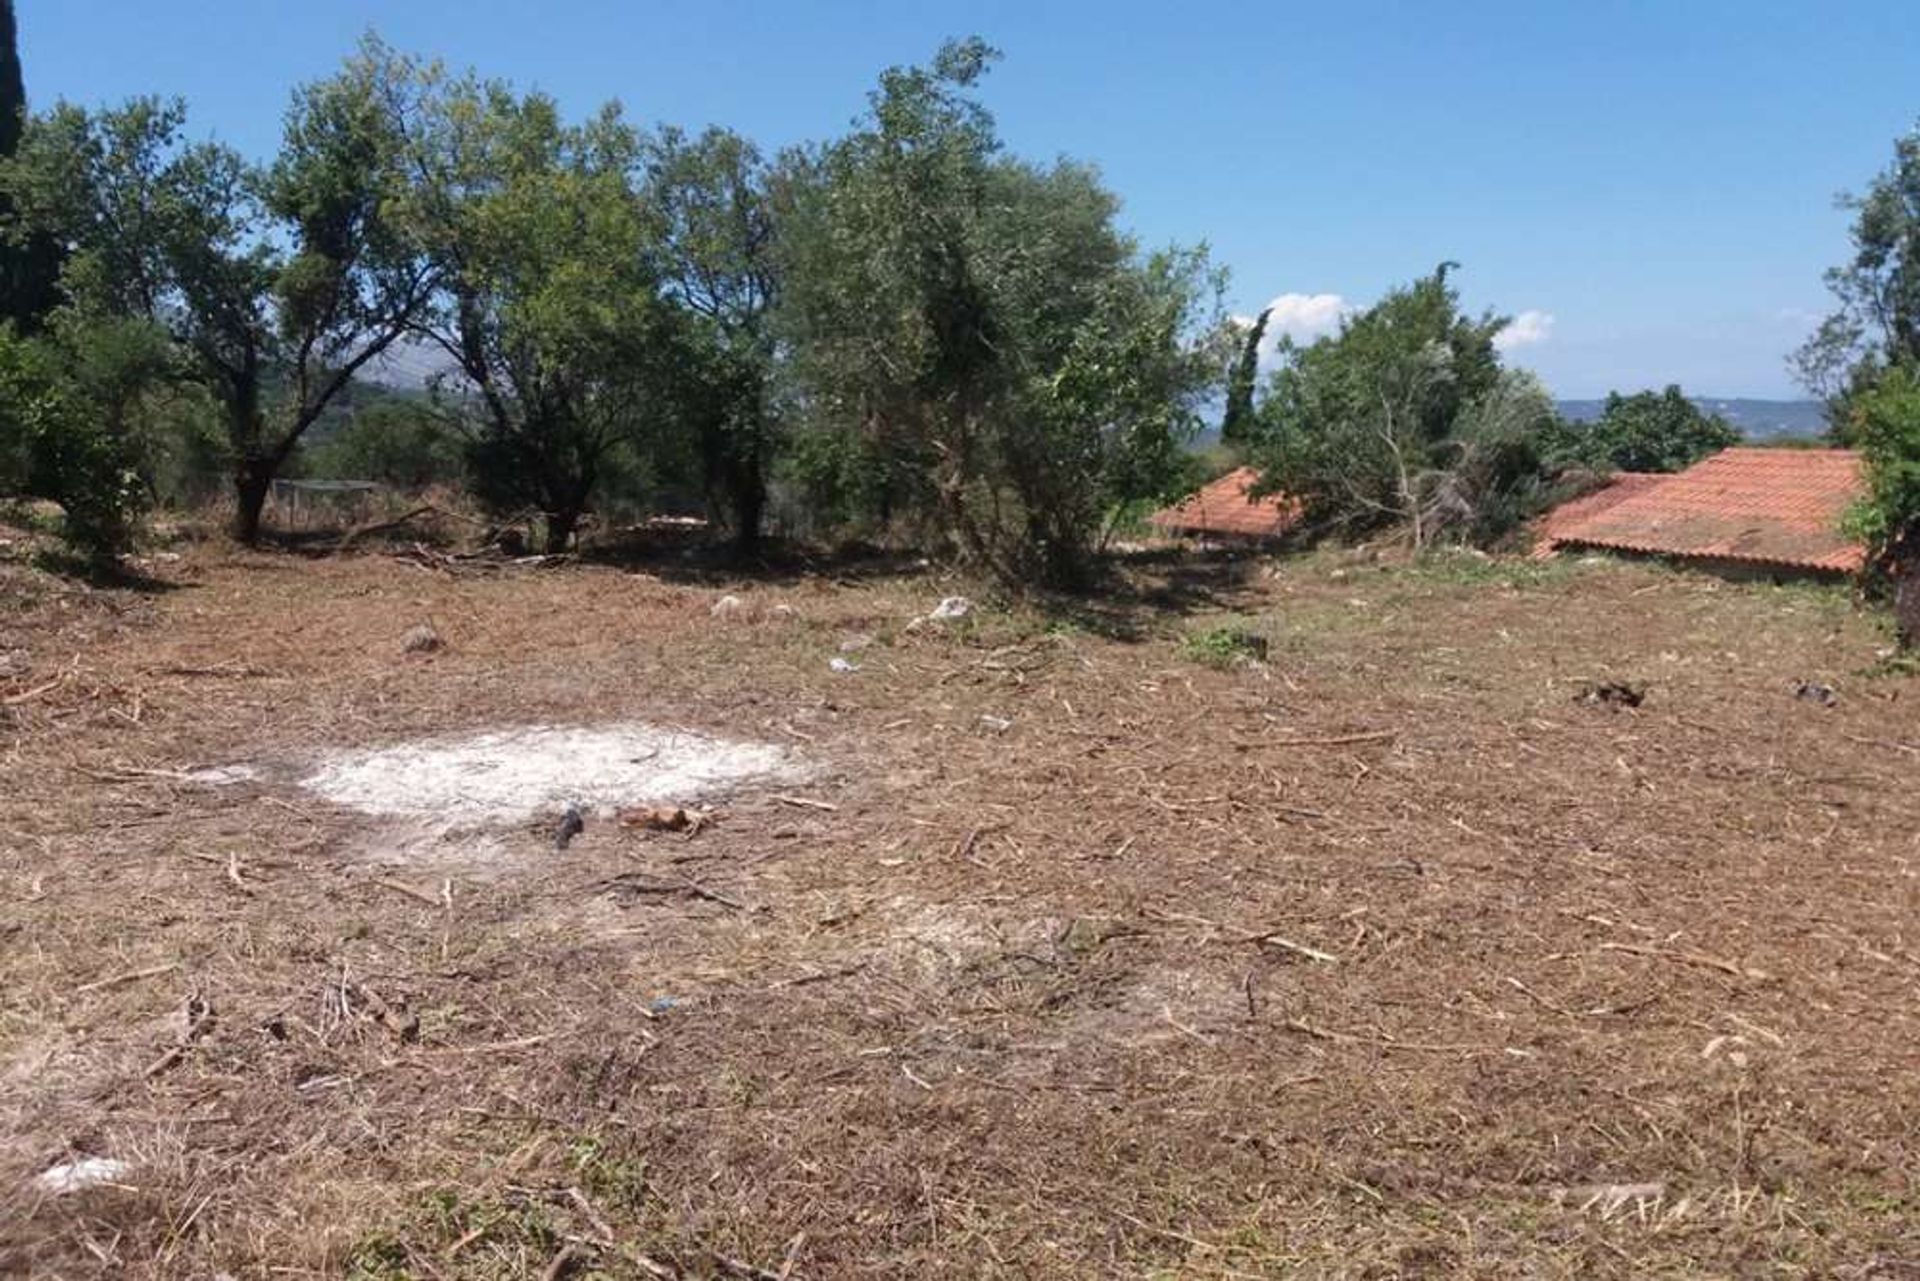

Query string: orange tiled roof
1530 472 1666 557
1148 467 1302 540
1541 448 1864 573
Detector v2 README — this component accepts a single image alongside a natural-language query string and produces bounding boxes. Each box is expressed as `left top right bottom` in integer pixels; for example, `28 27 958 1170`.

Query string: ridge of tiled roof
1541 448 1863 573
1148 467 1302 539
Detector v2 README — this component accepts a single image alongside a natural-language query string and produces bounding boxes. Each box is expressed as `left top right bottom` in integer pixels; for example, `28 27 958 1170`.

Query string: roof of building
1148 467 1302 540
1530 471 1666 558
1539 447 1864 573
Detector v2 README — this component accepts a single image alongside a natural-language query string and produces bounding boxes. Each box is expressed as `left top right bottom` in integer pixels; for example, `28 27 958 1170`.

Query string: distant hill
1557 397 1828 441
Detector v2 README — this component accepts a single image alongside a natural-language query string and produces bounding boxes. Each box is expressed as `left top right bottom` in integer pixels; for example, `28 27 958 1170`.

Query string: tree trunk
729 464 766 560
1894 529 1920 651
543 508 579 554
232 462 273 545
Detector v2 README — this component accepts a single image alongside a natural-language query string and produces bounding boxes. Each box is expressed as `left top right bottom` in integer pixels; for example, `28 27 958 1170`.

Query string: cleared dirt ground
2 540 1917 1278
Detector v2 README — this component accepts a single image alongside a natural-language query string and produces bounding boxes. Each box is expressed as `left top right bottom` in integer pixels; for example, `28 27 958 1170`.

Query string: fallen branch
539 1244 579 1281
372 877 445 908
75 962 180 995
1283 1016 1488 1054
335 504 438 552
713 1250 786 1281
769 963 868 990
772 794 838 812
1599 942 1772 982
1143 907 1338 963
1263 729 1396 748
597 873 750 912
3 674 71 705
434 1033 555 1056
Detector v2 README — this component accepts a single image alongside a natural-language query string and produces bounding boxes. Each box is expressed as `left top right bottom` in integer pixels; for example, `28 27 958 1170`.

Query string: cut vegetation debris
2 544 1916 1278
298 723 805 823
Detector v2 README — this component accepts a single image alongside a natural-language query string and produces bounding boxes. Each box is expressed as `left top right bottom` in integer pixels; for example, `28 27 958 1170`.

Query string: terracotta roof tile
1543 448 1863 573
1148 468 1301 540
1530 472 1665 558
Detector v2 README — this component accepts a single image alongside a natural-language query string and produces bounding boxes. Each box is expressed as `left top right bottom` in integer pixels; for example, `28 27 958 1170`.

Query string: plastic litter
36 1157 132 1195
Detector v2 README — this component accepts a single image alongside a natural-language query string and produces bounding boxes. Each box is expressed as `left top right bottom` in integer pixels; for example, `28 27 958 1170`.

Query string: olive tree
778 38 1223 586
2 50 437 542
399 63 679 552
645 125 785 555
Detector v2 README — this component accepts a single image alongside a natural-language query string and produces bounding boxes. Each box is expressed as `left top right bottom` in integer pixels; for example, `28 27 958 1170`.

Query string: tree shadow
1027 546 1276 641
579 530 934 587
32 550 187 595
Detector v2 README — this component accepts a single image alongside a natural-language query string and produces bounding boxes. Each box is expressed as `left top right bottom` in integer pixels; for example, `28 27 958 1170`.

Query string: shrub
0 324 145 556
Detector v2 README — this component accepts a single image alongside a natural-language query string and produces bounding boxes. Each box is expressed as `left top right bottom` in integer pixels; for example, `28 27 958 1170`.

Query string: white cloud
1231 293 1351 370
1263 292 1351 343
1495 309 1555 351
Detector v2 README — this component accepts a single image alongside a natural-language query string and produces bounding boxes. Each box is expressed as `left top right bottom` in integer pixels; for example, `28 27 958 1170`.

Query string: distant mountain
1557 397 1828 441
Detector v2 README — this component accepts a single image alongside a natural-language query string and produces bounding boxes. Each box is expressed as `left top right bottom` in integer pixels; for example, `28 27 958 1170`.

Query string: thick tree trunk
543 508 579 554
729 465 766 559
1894 528 1920 651
232 463 273 545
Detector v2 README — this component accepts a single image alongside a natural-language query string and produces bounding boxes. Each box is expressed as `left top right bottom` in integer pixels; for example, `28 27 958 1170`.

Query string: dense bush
1549 385 1739 473
0 324 145 555
1843 367 1920 646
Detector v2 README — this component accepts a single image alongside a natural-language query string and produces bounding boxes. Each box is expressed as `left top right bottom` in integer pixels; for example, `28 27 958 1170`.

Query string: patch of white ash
299 723 806 824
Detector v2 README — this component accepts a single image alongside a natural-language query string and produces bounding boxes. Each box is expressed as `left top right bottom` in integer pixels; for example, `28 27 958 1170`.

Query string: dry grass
2 536 1918 1278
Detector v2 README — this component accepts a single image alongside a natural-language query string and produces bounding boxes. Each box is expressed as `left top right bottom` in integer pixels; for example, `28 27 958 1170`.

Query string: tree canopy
1244 264 1518 546
1553 386 1739 474
778 38 1224 585
1795 120 1920 437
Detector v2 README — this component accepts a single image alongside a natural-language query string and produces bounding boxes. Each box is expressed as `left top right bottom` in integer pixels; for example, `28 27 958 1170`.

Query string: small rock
1792 680 1838 708
770 603 798 619
554 802 586 850
979 714 1013 733
828 656 860 674
929 596 974 622
1577 680 1644 709
400 622 442 655
710 594 745 618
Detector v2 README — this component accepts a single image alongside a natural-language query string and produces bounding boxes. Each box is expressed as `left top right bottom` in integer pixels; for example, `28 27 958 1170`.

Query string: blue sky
15 1 1920 396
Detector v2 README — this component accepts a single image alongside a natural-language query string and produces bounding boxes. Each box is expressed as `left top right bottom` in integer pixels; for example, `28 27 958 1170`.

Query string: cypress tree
1220 306 1270 445
2 0 63 330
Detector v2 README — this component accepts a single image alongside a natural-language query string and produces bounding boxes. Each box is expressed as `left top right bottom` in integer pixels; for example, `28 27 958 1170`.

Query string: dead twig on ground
145 994 214 1077
596 872 749 912
1143 907 1339 963
1284 1017 1490 1055
539 1244 579 1281
1261 729 1397 748
713 1249 786 1281
1599 942 1772 982
74 962 180 995
772 794 838 812
372 877 445 908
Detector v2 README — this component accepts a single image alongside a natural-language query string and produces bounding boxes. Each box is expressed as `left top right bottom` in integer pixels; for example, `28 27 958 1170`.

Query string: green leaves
1249 264 1510 542
778 40 1221 586
1796 121 1920 430
1555 385 1738 474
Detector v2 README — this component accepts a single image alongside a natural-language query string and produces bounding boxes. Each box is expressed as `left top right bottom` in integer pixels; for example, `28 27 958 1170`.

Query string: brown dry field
2 540 1918 1279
